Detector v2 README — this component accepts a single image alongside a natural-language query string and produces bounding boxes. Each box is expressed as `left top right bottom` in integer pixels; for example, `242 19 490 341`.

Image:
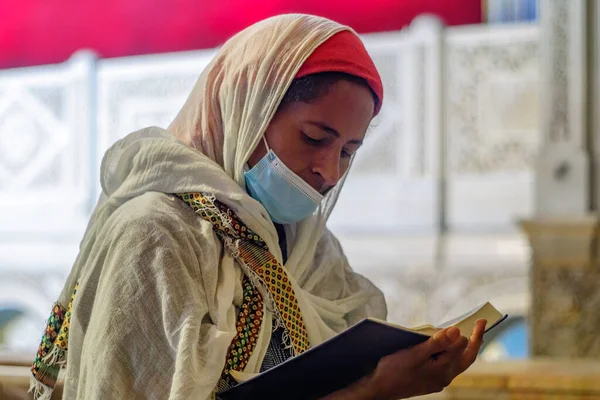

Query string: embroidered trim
176 192 310 363
222 275 263 376
30 282 78 399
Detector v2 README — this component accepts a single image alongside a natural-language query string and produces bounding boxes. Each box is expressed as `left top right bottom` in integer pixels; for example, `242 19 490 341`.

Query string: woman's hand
322 319 487 400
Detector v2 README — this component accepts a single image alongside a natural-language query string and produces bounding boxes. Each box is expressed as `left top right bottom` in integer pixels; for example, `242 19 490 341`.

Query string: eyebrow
307 121 364 146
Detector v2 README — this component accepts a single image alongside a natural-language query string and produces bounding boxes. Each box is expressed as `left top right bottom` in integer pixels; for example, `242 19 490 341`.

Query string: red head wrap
295 30 384 116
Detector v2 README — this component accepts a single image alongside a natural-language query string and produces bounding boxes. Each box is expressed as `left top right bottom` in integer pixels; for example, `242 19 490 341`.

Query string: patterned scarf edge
235 258 295 352
175 192 310 359
30 282 78 400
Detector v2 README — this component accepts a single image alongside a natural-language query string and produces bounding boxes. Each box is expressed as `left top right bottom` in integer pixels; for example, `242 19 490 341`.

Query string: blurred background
0 0 536 358
5 0 600 397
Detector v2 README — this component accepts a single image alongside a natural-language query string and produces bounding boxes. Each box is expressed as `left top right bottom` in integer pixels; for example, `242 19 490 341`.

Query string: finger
431 335 468 365
411 327 461 363
472 319 487 337
469 319 487 350
457 319 487 373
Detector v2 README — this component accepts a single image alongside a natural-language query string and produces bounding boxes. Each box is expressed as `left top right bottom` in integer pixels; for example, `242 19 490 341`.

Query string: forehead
285 80 375 140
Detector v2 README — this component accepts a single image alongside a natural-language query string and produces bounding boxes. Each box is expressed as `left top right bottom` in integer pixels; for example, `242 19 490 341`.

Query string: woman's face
247 79 375 194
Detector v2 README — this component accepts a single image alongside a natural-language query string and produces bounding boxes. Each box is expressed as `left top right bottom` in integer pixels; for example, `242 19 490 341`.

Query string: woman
30 14 485 400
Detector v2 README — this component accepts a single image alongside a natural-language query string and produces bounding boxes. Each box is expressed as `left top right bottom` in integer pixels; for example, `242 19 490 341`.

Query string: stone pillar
520 0 600 358
521 218 600 357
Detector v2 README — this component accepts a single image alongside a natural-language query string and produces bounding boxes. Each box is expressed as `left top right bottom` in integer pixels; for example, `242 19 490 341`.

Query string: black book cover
218 314 507 400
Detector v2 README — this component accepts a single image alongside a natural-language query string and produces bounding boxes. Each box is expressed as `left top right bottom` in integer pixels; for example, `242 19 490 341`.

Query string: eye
341 149 353 159
302 133 325 146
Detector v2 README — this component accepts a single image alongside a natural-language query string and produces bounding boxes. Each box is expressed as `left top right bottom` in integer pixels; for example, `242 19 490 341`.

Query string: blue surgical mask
244 138 324 224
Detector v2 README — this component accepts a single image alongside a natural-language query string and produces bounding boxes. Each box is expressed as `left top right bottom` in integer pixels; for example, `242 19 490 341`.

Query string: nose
312 151 341 192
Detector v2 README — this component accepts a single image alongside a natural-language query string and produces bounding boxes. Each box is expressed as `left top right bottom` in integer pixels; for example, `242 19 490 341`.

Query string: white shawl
49 14 386 400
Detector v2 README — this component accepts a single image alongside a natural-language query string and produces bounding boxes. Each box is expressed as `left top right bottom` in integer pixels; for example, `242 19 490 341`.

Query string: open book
218 302 507 400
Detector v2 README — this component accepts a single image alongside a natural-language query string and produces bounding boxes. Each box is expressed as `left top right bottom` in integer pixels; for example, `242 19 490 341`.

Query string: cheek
265 127 310 169
280 146 314 173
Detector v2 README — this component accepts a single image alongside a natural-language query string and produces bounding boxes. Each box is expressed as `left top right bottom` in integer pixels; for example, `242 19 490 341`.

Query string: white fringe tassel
29 377 54 400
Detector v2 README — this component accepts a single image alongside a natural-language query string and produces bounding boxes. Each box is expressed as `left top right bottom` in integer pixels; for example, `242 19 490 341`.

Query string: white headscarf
167 14 349 237
165 9 385 359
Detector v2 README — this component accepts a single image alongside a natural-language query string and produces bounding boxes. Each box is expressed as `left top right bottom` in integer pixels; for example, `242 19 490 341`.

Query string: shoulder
88 192 225 306
99 192 222 267
109 192 211 236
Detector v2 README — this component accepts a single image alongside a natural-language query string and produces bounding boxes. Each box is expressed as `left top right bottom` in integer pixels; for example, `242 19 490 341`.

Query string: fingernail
446 327 460 342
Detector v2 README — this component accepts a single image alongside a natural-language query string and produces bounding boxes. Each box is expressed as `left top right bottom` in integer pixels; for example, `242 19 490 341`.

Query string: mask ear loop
262 136 271 152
